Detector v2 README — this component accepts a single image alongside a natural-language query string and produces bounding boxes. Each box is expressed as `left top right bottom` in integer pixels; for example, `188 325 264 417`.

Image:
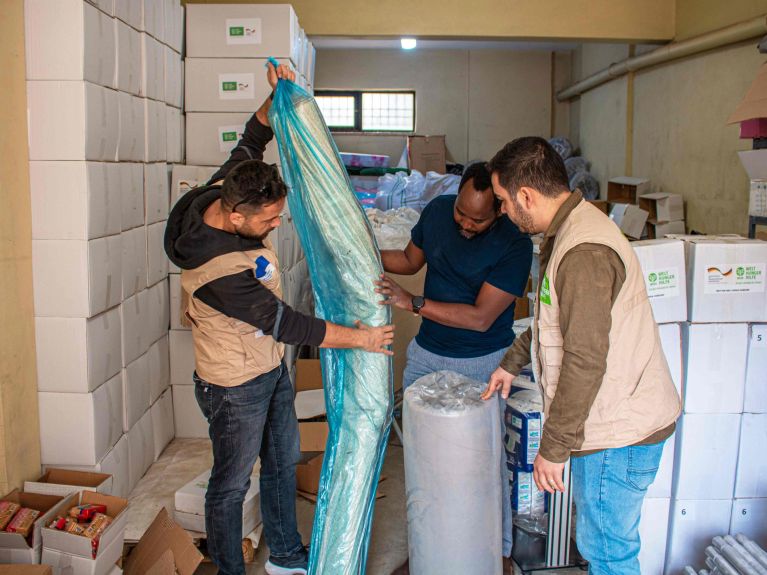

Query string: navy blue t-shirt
411 195 533 358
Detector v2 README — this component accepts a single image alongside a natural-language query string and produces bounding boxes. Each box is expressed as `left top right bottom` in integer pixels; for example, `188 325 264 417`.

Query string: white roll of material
404 370 503 575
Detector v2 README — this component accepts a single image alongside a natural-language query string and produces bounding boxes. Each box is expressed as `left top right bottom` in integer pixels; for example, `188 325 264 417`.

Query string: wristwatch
411 295 426 315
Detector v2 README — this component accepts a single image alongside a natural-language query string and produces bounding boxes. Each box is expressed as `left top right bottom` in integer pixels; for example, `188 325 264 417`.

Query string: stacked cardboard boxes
632 237 767 572
605 177 686 240
26 0 184 503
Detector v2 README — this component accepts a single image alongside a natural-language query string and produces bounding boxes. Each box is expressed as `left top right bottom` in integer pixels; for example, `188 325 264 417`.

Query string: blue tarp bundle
268 71 393 574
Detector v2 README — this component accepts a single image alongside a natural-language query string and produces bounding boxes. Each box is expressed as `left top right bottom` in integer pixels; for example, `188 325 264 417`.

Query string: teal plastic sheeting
268 70 393 574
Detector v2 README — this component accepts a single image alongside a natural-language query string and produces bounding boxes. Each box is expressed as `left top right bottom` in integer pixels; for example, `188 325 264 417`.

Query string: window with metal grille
314 90 415 132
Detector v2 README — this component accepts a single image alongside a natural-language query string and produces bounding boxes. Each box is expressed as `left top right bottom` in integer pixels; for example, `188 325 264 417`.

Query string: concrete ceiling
311 37 579 52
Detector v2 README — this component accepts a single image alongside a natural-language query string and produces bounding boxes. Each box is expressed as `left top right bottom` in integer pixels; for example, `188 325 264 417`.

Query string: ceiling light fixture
401 38 417 50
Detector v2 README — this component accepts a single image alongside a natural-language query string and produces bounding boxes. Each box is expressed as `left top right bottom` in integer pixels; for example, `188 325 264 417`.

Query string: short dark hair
488 137 570 198
221 160 287 213
459 161 492 192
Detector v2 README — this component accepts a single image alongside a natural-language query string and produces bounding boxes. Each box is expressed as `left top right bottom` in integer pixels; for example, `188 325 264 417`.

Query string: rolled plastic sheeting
404 371 503 575
564 156 590 180
548 137 573 161
268 73 392 575
570 171 600 200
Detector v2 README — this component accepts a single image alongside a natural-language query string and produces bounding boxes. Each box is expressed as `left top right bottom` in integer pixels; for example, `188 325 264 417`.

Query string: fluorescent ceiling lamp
401 38 417 50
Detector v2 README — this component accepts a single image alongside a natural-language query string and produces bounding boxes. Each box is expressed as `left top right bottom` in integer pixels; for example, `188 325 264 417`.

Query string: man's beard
509 195 535 234
236 224 269 241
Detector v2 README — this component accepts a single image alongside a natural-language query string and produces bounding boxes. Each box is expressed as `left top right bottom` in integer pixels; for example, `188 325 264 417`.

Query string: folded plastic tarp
268 70 393 575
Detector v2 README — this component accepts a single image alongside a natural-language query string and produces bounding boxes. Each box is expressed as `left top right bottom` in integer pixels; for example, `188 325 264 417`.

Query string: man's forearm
418 299 499 332
499 327 532 375
320 322 367 349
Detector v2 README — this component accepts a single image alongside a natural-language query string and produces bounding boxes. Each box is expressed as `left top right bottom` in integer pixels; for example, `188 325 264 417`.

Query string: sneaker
264 560 307 575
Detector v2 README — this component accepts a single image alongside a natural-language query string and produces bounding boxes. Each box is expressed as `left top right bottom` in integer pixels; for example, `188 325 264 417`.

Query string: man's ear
229 210 245 227
518 186 536 209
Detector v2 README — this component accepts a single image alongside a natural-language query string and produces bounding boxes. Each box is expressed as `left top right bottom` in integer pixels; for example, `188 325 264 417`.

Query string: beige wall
570 37 763 234
315 49 569 165
186 0 675 42
676 0 767 40
0 0 42 492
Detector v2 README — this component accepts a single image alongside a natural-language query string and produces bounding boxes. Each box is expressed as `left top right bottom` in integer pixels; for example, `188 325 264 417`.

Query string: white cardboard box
116 18 141 95
631 239 688 324
119 163 145 231
35 308 122 393
114 0 142 29
27 81 119 162
39 373 123 466
665 498 732 574
164 1 184 54
174 469 260 534
33 235 121 318
185 112 280 166
144 163 170 224
25 469 112 497
123 353 150 433
86 0 114 16
682 323 747 414
744 324 767 413
122 226 147 300
164 45 183 108
117 93 145 162
166 106 183 163
646 436 676 499
638 497 670 575
169 274 187 331
169 329 195 386
170 164 218 206
172 384 208 438
148 334 170 403
684 237 767 323
140 33 165 102
142 0 164 42
186 3 299 62
672 413 741 500
730 498 767 548
25 0 115 88
41 491 128 575
150 388 175 461
609 203 649 240
127 409 155 489
146 278 170 343
184 57 293 113
646 219 686 240
121 289 151 366
30 161 121 240
61 435 130 499
734 414 767 498
658 323 683 395
144 98 168 162
0 490 69 565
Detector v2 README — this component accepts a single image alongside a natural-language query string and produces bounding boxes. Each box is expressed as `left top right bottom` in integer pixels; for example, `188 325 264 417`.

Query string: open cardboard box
0 490 66 564
25 469 112 498
41 491 128 573
639 193 684 223
607 177 650 204
123 508 203 575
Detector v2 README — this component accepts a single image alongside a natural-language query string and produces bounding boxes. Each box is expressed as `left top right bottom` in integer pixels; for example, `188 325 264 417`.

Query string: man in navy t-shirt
377 162 533 570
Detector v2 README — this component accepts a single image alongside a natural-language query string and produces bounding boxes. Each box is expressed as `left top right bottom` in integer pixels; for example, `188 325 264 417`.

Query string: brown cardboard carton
587 200 609 214
639 193 684 223
295 454 324 495
295 360 329 452
607 177 650 204
407 136 446 174
0 566 52 574
123 508 202 575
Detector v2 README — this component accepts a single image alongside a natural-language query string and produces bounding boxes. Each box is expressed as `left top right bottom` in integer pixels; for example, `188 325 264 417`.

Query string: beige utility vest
532 201 681 451
180 238 285 387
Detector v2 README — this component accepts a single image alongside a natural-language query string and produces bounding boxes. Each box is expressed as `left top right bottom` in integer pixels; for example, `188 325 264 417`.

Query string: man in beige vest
482 137 681 574
165 63 394 575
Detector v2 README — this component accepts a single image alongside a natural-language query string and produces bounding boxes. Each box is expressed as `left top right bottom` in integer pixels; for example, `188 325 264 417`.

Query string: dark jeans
194 363 306 575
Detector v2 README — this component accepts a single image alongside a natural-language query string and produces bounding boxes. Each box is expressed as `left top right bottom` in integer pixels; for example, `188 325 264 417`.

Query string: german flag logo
707 267 733 276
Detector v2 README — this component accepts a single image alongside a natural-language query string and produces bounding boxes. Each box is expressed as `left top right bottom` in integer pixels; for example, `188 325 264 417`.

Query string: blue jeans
403 339 513 557
194 364 306 575
571 441 665 575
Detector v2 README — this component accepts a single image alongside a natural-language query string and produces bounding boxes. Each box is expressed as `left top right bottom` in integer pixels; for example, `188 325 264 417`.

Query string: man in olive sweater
483 137 681 575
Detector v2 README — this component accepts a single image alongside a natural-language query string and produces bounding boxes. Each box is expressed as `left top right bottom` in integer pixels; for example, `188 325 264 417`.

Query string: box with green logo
185 113 280 167
684 237 767 323
632 239 688 323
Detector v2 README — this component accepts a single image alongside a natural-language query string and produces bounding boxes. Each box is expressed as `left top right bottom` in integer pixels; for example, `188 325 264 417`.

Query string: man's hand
375 275 414 312
533 454 566 494
354 320 395 355
266 61 295 89
481 366 516 400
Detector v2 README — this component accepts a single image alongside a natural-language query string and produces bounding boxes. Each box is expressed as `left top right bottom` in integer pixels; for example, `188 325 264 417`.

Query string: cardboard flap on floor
124 508 202 575
728 62 767 124
0 490 65 551
41 491 128 559
25 468 112 497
